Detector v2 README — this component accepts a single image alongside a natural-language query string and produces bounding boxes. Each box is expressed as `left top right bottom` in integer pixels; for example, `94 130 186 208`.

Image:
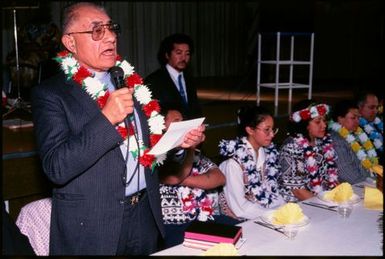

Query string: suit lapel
66 79 101 118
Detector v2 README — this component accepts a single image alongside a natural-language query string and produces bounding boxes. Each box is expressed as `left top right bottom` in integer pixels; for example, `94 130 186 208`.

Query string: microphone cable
109 66 142 190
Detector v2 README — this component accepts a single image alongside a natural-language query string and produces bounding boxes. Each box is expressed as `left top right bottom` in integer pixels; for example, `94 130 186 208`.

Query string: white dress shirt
166 64 188 102
95 71 146 195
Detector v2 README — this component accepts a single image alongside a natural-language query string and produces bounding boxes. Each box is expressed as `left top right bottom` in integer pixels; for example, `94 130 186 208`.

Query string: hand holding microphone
101 66 134 125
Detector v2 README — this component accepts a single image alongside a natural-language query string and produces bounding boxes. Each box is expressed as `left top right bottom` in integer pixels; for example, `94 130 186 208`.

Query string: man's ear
61 35 76 53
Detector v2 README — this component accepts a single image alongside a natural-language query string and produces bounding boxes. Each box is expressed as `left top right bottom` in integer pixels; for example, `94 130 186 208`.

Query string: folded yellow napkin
202 243 238 256
324 182 353 202
364 186 383 210
272 203 304 225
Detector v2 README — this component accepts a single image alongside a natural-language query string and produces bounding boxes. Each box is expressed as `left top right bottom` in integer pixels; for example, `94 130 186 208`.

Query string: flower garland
179 186 214 222
54 50 165 169
359 117 383 152
293 133 339 194
329 121 378 170
291 103 330 123
177 156 219 221
218 137 282 208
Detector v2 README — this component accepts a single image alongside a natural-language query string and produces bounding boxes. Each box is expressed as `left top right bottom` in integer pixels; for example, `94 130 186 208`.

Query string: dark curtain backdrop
47 1 255 78
2 0 384 90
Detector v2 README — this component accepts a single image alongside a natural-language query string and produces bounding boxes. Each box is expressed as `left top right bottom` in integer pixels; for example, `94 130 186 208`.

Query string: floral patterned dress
159 153 220 225
278 133 339 202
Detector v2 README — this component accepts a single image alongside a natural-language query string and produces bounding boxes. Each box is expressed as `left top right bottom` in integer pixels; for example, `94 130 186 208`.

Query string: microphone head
109 66 125 89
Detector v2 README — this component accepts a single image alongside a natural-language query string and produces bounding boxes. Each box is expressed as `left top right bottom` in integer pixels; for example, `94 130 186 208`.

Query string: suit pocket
53 192 85 201
52 193 88 253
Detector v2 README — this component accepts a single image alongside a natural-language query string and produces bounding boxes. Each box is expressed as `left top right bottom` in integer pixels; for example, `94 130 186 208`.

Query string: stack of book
183 221 243 250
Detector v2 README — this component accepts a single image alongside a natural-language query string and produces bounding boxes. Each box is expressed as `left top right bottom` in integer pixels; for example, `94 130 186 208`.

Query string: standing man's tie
177 74 187 105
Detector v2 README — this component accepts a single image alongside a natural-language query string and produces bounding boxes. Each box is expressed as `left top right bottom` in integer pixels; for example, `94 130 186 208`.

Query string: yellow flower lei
329 121 378 170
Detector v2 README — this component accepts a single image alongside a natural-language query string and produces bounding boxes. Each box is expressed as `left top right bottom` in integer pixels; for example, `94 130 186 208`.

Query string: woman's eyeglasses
256 127 279 136
66 22 121 41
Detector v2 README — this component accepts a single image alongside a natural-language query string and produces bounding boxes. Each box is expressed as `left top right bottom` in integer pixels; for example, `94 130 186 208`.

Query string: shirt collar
166 64 183 82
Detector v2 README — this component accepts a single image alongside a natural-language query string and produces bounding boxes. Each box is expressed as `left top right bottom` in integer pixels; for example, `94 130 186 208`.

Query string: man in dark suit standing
145 33 203 119
31 2 205 255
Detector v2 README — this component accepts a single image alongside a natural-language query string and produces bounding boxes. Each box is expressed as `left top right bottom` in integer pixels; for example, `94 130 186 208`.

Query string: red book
184 221 242 244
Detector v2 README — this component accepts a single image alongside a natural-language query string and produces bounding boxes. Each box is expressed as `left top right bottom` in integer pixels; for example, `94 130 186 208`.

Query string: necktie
177 74 187 104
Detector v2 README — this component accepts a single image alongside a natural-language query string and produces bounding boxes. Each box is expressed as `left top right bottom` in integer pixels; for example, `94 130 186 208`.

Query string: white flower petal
84 77 104 97
120 60 135 76
134 85 152 104
292 112 301 122
148 114 166 134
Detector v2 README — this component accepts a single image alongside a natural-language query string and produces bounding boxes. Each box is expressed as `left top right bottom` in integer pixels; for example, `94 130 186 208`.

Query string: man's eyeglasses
256 127 279 136
66 22 121 41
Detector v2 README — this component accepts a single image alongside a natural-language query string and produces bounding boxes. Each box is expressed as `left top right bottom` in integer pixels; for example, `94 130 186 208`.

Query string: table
3 118 52 220
152 184 383 256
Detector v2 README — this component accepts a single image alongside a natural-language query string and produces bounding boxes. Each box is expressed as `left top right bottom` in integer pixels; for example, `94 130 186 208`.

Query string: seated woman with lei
328 99 378 184
158 104 239 249
278 100 339 202
218 106 285 221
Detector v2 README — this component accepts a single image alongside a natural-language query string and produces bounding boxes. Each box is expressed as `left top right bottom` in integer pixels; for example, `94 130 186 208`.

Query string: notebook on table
183 221 242 250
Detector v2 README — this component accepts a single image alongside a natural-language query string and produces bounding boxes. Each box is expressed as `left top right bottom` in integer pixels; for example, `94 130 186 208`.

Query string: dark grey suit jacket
31 72 164 255
144 67 202 119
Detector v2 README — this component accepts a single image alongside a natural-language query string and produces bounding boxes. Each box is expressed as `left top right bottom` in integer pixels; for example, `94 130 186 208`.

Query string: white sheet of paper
148 117 205 156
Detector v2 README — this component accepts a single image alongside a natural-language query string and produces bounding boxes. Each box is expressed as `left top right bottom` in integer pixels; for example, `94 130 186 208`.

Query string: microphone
109 66 132 132
109 66 125 89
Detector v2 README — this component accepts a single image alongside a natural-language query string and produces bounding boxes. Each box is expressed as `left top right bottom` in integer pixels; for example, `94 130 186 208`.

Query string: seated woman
278 100 339 202
328 99 378 184
218 105 284 221
158 105 239 249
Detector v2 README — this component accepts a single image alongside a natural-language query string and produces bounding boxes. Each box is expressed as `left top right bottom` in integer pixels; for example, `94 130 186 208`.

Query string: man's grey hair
61 2 106 34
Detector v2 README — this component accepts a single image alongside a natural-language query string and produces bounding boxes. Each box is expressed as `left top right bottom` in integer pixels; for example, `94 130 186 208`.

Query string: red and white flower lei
54 50 165 169
291 103 330 123
294 133 339 194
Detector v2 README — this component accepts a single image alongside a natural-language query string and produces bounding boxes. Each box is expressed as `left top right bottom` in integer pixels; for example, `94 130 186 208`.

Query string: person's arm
278 138 309 202
220 159 265 219
181 167 225 190
31 80 123 185
292 189 314 201
159 124 206 184
158 148 195 185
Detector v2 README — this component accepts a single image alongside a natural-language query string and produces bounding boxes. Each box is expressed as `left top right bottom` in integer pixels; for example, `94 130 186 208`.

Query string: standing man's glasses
66 22 121 41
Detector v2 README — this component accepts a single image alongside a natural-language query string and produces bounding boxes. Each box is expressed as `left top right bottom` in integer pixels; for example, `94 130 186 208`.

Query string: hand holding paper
148 117 205 156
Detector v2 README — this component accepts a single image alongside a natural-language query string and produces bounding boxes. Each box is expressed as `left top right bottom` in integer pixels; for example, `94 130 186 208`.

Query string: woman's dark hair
331 99 358 122
237 105 273 137
157 33 194 65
